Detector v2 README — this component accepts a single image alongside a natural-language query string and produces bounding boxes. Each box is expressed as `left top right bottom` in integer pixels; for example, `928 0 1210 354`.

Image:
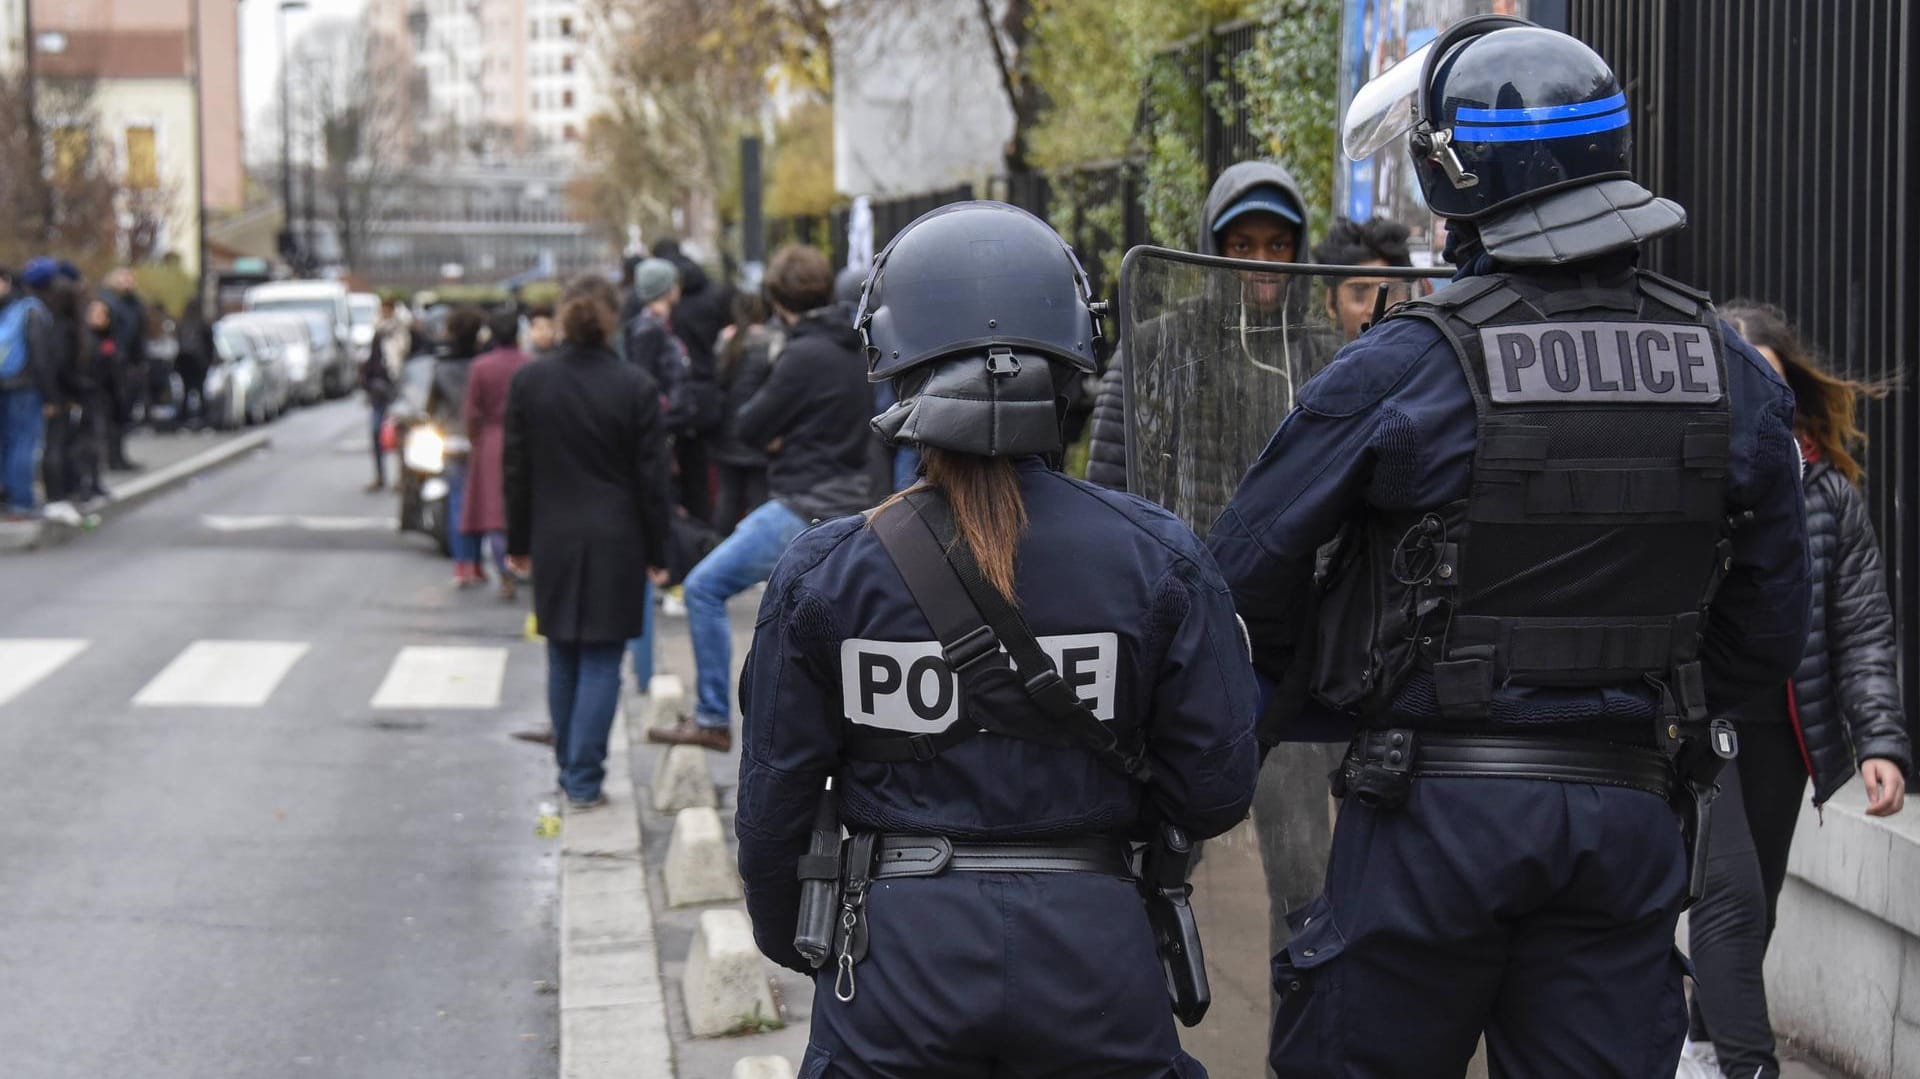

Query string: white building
365 0 600 159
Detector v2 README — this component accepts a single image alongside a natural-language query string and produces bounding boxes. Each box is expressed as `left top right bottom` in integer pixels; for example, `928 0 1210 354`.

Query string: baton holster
793 787 844 969
1138 822 1211 1027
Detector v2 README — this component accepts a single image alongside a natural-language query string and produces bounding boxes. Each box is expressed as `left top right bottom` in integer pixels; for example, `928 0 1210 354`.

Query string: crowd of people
402 239 885 808
0 259 207 521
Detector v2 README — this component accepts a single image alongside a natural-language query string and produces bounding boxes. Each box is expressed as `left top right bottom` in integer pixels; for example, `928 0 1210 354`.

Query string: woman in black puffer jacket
1681 302 1911 1079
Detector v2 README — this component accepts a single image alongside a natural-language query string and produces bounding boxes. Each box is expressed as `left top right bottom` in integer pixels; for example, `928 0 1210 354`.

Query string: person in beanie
0 265 58 518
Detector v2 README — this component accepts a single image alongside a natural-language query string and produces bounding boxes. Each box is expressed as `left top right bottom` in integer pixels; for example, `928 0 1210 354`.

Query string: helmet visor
1341 41 1434 161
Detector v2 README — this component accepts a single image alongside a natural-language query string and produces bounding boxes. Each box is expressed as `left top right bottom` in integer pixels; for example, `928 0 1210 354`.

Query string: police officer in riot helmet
1210 18 1810 1077
736 201 1258 1077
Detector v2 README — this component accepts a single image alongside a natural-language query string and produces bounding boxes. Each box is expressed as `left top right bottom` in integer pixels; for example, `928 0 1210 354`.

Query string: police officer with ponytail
736 201 1258 1077
1210 18 1811 1077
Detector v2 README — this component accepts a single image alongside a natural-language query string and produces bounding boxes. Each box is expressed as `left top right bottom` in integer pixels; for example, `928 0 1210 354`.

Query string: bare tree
0 72 175 277
287 18 412 275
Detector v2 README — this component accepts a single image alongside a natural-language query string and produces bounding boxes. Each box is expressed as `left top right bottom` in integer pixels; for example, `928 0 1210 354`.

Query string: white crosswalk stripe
370 646 508 709
0 639 90 707
133 641 311 707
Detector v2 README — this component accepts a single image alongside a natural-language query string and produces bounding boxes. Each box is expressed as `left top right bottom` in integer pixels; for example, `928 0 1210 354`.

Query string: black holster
1138 822 1211 1027
1670 716 1739 909
793 788 843 969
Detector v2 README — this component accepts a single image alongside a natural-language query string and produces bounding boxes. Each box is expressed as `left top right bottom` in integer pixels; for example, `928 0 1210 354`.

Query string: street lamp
277 0 310 268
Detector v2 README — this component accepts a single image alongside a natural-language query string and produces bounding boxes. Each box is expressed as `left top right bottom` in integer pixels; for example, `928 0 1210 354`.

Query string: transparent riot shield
1118 247 1448 1074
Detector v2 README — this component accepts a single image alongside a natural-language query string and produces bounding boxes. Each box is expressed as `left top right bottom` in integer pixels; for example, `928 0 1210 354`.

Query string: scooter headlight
403 425 446 475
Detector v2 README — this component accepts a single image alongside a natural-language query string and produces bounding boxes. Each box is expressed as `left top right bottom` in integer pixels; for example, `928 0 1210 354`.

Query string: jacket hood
671 255 710 295
1200 160 1311 257
790 306 862 351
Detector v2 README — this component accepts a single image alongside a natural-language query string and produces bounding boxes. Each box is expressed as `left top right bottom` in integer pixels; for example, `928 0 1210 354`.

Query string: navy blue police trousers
1269 777 1690 1078
799 871 1206 1078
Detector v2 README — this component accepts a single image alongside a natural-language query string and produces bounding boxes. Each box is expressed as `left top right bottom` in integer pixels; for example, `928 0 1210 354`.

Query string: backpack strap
846 489 1151 784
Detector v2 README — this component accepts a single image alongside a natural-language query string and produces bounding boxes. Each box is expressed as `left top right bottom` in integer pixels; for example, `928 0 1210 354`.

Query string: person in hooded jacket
1084 160 1336 959
648 244 873 755
653 237 730 522
425 306 488 585
1678 301 1910 1079
1085 160 1313 493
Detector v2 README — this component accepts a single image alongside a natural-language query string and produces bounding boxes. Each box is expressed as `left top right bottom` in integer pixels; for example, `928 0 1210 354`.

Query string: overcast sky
239 0 366 154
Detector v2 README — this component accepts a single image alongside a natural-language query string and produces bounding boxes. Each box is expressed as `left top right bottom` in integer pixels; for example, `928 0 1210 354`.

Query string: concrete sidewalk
0 425 270 552
550 590 1858 1079
557 592 808 1079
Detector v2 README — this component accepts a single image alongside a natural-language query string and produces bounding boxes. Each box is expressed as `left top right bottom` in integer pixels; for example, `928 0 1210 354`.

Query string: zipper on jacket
1784 680 1823 823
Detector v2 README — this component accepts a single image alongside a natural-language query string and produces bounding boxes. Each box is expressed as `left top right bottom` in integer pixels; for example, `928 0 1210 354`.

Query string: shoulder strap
860 490 1152 783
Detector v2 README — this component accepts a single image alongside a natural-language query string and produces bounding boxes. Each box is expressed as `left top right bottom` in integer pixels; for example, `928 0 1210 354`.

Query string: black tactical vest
1310 269 1733 729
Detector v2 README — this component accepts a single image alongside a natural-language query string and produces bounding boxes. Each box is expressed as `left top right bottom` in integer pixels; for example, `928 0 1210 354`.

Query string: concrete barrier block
664 806 742 908
653 743 719 813
647 674 685 730
684 909 778 1038
732 1056 796 1079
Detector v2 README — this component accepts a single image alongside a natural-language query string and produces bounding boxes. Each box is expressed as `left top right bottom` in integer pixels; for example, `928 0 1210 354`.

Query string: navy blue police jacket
737 458 1261 973
1208 253 1812 733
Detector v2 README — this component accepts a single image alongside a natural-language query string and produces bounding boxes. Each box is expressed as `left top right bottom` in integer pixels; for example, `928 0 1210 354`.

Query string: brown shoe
511 728 554 746
499 576 518 602
645 717 732 752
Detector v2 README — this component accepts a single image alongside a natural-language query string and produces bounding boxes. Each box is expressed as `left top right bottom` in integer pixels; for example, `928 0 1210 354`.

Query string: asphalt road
0 400 558 1079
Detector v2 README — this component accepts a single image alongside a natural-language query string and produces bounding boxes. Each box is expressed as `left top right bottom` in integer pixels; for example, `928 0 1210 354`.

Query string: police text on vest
1480 321 1722 404
839 633 1120 733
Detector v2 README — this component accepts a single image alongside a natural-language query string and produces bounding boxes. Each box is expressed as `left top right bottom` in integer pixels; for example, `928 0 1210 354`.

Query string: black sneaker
566 794 608 811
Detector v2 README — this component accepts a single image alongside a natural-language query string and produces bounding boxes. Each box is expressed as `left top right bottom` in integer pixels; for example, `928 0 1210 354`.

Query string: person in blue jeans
425 305 486 585
0 266 56 519
505 276 673 808
649 245 876 753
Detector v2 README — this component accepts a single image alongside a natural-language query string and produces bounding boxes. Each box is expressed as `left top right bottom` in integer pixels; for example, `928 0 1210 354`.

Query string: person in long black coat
505 276 672 809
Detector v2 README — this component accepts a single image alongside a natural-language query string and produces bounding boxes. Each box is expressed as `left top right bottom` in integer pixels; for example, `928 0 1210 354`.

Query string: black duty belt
1343 729 1675 806
868 835 1134 879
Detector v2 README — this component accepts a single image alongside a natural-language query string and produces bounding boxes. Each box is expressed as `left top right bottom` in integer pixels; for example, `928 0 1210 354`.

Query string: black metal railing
1575 0 1920 734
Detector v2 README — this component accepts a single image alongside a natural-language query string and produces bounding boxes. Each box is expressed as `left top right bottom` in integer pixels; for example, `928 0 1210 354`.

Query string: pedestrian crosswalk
0 639 90 707
133 641 312 707
0 638 526 713
371 646 509 709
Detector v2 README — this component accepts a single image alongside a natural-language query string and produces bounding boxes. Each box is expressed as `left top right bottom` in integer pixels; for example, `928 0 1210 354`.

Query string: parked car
349 292 380 364
225 312 320 407
206 320 270 431
385 354 452 555
244 280 355 398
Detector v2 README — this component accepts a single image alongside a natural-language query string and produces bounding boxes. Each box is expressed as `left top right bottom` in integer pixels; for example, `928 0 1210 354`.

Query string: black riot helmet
859 201 1100 457
1344 17 1684 262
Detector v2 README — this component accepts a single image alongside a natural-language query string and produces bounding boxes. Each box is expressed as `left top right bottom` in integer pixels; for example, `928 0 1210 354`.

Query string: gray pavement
0 400 559 1078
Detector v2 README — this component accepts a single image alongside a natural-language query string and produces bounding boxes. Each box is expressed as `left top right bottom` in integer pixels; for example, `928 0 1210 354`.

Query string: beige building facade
25 0 244 273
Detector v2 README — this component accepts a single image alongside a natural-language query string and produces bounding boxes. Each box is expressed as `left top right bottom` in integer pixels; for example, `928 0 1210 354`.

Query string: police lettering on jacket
1479 321 1723 404
839 634 1119 732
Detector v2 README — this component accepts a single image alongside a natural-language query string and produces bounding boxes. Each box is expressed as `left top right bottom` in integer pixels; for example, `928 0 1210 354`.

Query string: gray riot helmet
859 201 1100 457
832 265 867 307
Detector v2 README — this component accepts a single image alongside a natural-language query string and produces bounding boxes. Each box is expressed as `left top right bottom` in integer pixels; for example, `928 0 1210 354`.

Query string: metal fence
1573 0 1920 734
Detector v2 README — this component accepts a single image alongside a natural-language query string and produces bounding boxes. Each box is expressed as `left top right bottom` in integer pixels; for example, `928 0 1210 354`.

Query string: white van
244 280 355 397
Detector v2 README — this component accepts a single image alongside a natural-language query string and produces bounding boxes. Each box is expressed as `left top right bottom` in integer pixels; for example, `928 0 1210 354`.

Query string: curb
101 429 273 521
559 707 675 1079
0 429 272 553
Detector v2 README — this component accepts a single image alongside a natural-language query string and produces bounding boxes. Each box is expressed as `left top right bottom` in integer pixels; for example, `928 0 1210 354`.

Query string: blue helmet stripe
1455 92 1629 124
1452 109 1629 143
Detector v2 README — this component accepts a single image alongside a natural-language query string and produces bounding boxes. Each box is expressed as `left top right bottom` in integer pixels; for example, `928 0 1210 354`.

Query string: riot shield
1120 247 1450 531
1116 247 1448 1075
